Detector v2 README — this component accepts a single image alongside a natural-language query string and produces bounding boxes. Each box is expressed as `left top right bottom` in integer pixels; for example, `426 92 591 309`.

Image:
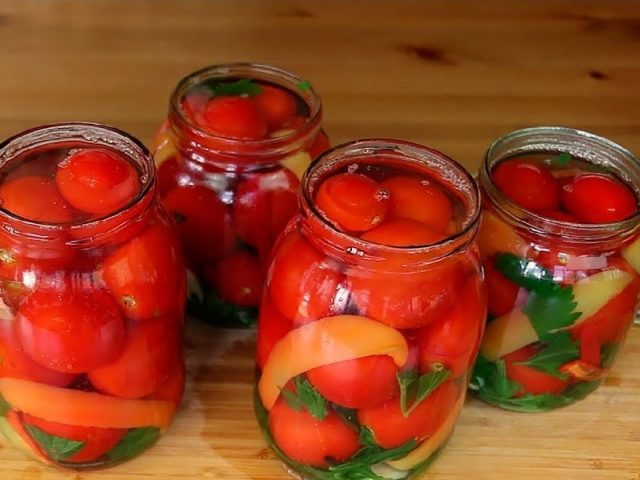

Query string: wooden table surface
1 1 640 478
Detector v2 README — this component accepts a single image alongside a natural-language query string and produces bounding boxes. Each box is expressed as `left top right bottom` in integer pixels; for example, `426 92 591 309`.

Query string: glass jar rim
0 122 156 238
300 138 481 262
168 62 323 156
479 125 640 243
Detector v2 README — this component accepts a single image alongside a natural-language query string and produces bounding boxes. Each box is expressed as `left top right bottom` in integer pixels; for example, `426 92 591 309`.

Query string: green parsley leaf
600 342 619 369
297 80 312 91
494 253 557 295
397 368 451 417
105 427 160 463
554 152 572 167
24 424 85 462
202 78 262 97
0 394 10 417
469 356 521 399
282 376 327 420
516 331 579 379
522 287 581 337
187 290 257 327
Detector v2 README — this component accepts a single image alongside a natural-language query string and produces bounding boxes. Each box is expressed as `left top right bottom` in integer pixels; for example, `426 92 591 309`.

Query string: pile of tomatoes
0 146 185 467
153 79 329 324
256 165 485 471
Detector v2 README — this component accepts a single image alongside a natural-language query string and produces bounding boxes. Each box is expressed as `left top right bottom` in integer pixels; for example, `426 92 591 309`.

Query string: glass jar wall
471 126 640 412
151 63 329 327
255 139 485 479
0 123 186 469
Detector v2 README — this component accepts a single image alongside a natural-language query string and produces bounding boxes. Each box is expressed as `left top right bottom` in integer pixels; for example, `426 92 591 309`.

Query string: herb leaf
282 376 327 420
24 424 85 462
105 427 160 463
516 331 579 379
397 368 451 417
600 342 619 369
522 287 581 337
202 78 262 97
470 356 521 398
0 394 10 417
554 152 572 167
494 253 557 295
297 80 312 91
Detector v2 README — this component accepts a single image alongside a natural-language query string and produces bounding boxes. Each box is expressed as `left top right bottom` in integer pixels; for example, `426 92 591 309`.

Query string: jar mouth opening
301 139 481 258
0 122 156 237
480 126 640 241
169 62 323 155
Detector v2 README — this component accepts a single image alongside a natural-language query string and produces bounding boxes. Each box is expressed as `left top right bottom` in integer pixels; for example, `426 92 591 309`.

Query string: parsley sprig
515 331 580 379
200 78 262 97
397 368 451 417
554 152 572 167
281 376 327 420
24 425 86 462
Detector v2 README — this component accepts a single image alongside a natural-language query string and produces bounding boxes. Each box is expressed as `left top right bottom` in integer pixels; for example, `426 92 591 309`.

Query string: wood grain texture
0 0 639 478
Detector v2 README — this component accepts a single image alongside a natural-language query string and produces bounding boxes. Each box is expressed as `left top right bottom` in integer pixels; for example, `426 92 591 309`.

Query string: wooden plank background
0 1 639 478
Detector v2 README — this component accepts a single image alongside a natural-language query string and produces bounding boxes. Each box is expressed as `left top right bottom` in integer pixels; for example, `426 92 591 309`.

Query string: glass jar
0 123 186 469
471 126 640 412
255 139 485 479
151 63 329 327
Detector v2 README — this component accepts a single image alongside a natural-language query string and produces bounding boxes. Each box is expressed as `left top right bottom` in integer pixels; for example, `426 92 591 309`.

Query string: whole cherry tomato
162 185 235 266
256 293 294 370
269 397 359 468
233 168 299 259
492 160 560 212
483 256 522 317
306 355 400 409
16 286 125 374
56 148 140 216
0 320 77 386
316 173 390 232
100 222 184 321
204 250 263 307
0 176 73 223
381 175 453 232
561 173 638 223
88 317 179 399
503 345 569 396
417 275 485 378
198 96 268 140
357 380 459 449
254 85 297 129
267 230 343 323
21 413 126 463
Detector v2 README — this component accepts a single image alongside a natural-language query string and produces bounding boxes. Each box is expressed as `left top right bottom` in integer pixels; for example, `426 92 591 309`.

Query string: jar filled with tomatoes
255 140 485 479
0 123 186 469
471 126 640 412
151 63 329 327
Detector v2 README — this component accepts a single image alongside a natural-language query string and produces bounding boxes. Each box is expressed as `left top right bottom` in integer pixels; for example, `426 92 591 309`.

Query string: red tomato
483 256 522 317
492 160 560 212
0 176 73 223
256 293 294 370
100 223 184 321
233 168 299 259
254 85 297 129
309 131 331 159
561 173 638 223
316 173 390 232
504 345 569 396
0 321 77 386
417 276 485 378
21 413 126 463
360 219 446 247
381 176 453 232
198 96 268 140
88 317 179 399
349 266 457 329
267 230 343 323
56 148 140 215
204 251 263 307
538 209 579 222
157 156 181 197
307 355 399 409
162 185 235 266
268 397 359 468
357 380 459 449
16 287 125 373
